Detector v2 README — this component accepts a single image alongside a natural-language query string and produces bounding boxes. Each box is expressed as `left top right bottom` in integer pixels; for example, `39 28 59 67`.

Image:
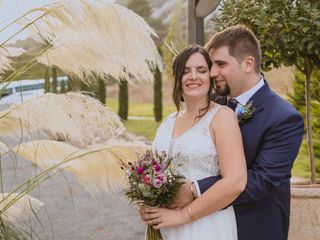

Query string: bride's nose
189 70 198 80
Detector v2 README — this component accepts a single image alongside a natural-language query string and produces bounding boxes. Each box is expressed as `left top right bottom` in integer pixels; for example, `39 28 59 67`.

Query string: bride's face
181 52 211 101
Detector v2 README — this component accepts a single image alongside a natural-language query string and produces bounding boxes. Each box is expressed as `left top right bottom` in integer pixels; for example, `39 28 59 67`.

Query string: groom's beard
213 79 231 96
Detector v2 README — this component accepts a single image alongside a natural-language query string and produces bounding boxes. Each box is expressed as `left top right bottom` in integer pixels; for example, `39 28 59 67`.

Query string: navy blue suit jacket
199 81 304 240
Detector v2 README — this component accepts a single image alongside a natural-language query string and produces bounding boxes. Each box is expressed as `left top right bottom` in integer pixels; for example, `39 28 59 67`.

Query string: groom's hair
205 25 261 74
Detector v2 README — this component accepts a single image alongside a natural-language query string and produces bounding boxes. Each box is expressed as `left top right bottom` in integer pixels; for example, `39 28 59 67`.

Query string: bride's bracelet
187 204 196 222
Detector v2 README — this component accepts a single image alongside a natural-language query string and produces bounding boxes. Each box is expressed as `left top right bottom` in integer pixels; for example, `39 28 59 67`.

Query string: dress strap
200 105 224 128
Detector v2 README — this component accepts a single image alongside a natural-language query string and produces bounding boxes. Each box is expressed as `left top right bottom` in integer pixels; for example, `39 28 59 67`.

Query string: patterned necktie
227 98 238 111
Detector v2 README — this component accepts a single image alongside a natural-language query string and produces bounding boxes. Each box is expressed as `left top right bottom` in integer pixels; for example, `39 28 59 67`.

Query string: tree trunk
304 58 316 184
118 79 128 120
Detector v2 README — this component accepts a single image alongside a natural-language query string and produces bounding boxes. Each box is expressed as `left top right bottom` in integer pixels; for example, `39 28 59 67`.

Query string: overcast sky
1 0 120 45
0 0 54 43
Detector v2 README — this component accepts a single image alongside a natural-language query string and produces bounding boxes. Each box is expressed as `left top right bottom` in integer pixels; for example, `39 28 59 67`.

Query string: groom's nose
210 65 218 78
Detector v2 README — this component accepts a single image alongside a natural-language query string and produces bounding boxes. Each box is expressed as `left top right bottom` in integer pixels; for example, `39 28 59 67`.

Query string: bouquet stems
146 225 162 240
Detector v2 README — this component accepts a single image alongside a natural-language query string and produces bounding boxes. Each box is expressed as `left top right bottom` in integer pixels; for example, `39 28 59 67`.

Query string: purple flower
154 164 161 172
137 167 144 174
153 179 163 188
157 173 165 181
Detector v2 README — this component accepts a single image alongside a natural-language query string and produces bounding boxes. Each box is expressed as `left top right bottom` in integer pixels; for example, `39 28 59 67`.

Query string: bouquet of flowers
120 150 184 240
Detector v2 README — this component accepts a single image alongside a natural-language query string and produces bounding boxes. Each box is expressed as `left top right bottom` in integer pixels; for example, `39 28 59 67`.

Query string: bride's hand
143 206 191 229
168 180 194 209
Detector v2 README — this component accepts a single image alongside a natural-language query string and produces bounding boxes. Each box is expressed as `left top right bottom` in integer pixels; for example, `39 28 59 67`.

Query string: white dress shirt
234 77 264 113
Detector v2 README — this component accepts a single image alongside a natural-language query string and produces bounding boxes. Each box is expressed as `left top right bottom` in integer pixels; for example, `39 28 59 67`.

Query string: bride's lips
186 83 201 88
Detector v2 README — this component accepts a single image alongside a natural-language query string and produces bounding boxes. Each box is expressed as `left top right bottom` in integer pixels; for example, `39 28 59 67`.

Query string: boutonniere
237 101 255 124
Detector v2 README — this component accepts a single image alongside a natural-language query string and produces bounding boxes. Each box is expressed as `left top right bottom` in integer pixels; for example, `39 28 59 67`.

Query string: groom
168 25 303 240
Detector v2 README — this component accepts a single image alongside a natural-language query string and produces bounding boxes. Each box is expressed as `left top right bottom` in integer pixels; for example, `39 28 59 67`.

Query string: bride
141 45 247 240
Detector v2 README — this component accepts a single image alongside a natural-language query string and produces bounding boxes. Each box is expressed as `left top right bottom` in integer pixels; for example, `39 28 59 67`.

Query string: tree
162 0 188 75
153 48 163 122
289 70 320 176
127 0 152 20
66 75 73 92
44 67 51 93
118 78 128 120
97 77 106 105
126 0 165 41
51 66 58 93
214 0 320 183
60 80 66 93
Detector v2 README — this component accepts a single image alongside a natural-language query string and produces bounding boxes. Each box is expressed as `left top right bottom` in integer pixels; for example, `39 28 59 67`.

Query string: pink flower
153 179 163 188
142 174 151 185
137 167 144 174
157 173 165 181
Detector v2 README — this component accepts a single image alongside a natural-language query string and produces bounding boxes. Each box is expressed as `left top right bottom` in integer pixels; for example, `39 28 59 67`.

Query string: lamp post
188 0 220 45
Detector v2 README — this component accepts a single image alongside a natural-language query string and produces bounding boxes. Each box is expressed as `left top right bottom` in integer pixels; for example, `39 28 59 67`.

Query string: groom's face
209 46 246 98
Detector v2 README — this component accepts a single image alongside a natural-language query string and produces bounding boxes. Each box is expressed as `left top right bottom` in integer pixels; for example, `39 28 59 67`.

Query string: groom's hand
168 180 195 209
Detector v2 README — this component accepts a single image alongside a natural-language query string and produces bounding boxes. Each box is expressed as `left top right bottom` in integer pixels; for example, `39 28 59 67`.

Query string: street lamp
188 0 221 45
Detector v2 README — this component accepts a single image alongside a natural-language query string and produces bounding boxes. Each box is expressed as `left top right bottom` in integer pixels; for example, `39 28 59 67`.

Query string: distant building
0 76 68 105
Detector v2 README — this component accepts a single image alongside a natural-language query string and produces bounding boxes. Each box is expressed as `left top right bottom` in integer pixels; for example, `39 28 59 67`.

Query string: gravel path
1 134 147 240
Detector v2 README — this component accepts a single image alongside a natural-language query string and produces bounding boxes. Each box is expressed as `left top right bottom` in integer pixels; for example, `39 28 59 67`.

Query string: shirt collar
235 76 264 106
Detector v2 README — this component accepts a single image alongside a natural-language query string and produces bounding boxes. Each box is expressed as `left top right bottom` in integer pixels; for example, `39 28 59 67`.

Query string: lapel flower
237 101 255 124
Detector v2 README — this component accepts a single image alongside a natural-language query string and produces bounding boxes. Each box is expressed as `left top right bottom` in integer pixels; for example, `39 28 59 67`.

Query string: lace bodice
152 106 223 181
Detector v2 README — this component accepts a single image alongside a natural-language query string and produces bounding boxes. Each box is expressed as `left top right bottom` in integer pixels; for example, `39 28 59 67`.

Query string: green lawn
124 119 161 141
106 98 176 117
106 98 176 141
292 140 320 179
107 98 315 178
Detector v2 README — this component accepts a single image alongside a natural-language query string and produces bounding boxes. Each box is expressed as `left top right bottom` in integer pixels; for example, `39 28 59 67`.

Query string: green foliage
214 0 320 71
118 79 128 120
1 51 48 81
289 70 320 174
293 140 320 178
127 0 152 19
153 48 163 122
162 3 187 75
215 0 320 181
51 66 58 94
127 0 165 33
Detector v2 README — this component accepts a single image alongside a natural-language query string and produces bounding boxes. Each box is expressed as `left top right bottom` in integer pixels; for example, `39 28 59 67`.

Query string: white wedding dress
152 106 238 240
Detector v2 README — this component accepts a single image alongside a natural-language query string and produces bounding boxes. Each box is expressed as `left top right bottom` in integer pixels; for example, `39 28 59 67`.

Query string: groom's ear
243 56 255 73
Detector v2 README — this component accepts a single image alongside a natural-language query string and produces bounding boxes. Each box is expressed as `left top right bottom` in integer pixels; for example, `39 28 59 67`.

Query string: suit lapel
240 80 271 126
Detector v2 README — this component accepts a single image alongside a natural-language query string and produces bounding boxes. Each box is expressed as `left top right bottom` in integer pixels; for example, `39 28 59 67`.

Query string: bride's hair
172 44 213 119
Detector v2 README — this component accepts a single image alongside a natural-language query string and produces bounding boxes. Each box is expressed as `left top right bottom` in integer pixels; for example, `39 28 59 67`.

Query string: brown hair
172 44 213 118
205 25 261 73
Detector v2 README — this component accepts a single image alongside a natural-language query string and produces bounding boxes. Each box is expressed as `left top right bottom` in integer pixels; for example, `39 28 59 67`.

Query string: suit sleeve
197 112 304 204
